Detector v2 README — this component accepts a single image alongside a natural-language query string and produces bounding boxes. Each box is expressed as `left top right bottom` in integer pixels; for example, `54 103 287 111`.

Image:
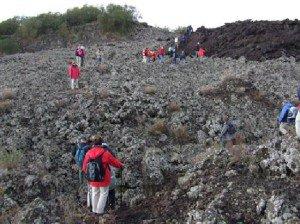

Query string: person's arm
107 152 123 169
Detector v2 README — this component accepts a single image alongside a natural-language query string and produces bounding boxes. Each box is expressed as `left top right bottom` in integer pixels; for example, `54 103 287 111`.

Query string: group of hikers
67 46 86 90
73 128 238 217
73 135 123 215
67 26 207 89
141 42 206 64
277 88 300 141
68 45 106 90
141 25 206 64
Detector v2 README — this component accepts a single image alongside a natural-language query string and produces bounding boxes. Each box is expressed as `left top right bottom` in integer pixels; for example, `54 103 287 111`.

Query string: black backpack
86 151 106 182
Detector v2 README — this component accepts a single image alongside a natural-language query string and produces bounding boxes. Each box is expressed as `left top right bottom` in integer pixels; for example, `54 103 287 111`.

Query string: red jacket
157 47 165 56
68 65 80 79
142 49 147 57
143 49 150 57
198 48 206 57
82 146 123 187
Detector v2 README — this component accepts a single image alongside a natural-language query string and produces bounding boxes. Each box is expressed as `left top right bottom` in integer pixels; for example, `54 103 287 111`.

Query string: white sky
0 0 299 29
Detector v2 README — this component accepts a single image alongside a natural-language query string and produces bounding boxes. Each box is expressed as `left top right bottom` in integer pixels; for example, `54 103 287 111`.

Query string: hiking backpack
287 106 298 123
75 143 90 168
86 151 106 182
278 101 294 123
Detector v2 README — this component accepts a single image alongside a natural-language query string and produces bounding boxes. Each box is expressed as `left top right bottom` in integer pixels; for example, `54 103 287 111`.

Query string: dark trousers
105 189 115 211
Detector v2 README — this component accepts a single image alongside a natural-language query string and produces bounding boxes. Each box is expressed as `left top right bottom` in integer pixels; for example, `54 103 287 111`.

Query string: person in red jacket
142 48 150 63
82 135 123 214
68 61 80 90
157 46 166 63
150 50 158 62
197 48 206 58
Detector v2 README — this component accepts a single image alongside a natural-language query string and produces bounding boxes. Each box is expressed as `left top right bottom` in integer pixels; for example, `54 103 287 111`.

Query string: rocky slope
181 20 300 61
0 26 300 224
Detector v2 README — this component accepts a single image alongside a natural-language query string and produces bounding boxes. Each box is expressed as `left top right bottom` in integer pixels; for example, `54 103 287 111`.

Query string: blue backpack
278 102 294 123
75 143 90 168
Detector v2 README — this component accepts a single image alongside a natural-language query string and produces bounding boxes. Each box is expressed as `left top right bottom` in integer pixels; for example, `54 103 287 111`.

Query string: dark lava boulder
180 20 300 61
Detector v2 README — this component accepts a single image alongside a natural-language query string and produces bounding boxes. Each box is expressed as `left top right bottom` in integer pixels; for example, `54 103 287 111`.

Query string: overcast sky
0 0 299 29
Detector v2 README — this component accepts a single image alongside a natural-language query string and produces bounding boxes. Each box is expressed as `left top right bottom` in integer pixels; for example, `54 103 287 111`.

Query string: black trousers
106 189 115 210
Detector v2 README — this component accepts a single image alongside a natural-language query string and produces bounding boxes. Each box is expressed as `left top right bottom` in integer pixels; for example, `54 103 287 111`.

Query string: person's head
80 46 85 50
90 134 103 146
222 115 229 122
284 94 290 100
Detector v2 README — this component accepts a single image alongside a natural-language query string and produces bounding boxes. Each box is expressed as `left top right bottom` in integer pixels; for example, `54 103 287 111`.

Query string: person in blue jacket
278 101 296 135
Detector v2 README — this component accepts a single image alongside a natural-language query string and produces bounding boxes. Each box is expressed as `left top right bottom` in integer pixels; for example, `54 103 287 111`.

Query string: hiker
175 37 179 47
157 46 166 63
148 50 157 62
197 48 206 58
68 61 80 90
73 138 91 183
297 84 300 101
75 46 85 67
82 135 123 215
142 48 150 63
101 143 118 211
295 104 300 141
96 48 102 64
180 35 187 45
220 116 237 147
179 50 186 60
167 46 175 58
278 101 298 135
196 42 200 51
172 46 179 64
191 42 200 57
186 25 193 37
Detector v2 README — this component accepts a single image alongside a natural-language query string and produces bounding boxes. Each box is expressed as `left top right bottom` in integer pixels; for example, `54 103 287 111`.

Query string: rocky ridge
181 20 300 61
